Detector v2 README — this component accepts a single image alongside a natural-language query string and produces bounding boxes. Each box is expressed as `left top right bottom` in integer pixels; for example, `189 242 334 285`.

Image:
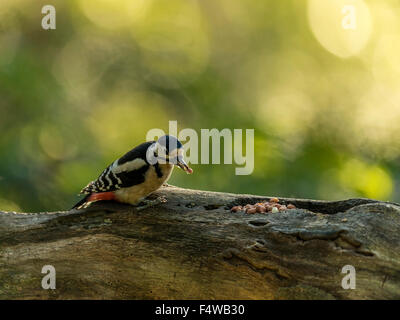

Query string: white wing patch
113 158 147 174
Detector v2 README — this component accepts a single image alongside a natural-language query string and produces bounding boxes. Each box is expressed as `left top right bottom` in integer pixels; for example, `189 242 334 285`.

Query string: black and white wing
80 141 154 194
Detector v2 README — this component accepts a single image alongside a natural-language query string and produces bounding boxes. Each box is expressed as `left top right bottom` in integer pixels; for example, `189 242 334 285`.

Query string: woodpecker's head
149 135 193 174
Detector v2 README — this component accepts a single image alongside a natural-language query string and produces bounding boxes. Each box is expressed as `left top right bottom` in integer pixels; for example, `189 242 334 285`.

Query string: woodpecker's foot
135 196 167 211
162 183 173 187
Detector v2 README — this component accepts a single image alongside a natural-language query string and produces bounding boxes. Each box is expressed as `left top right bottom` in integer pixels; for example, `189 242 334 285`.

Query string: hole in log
248 220 269 227
204 204 223 210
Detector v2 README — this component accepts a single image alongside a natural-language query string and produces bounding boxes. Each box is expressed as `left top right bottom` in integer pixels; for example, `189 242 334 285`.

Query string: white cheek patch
114 158 147 173
169 148 183 158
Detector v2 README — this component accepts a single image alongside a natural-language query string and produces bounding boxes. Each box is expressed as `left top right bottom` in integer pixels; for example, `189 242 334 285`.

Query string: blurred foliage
1 0 400 212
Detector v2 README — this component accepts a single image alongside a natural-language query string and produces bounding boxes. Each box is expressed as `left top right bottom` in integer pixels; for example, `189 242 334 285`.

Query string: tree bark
0 185 399 300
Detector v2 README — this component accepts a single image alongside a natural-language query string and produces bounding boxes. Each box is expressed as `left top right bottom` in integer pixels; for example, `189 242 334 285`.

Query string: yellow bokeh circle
308 0 372 58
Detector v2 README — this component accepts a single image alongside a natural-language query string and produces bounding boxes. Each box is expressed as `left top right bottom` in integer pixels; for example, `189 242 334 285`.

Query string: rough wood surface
0 186 399 299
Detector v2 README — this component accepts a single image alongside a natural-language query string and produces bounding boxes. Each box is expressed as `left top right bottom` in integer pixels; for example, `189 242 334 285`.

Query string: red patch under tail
87 192 116 202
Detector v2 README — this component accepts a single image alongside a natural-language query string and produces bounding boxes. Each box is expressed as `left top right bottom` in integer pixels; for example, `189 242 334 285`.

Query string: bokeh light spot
0 198 21 212
78 0 151 30
86 91 173 159
308 0 372 58
130 0 209 88
339 159 393 200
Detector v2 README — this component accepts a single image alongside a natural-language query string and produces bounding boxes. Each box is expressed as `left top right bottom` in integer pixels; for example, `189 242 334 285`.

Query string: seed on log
264 205 272 212
239 199 296 215
256 205 266 213
246 208 257 214
231 206 242 212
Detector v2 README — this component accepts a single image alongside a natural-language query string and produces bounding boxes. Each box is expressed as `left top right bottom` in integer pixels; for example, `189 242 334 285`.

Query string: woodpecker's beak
176 157 193 174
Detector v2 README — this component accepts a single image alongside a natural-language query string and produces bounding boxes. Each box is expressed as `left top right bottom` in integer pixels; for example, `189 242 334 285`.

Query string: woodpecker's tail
71 194 90 210
72 192 117 210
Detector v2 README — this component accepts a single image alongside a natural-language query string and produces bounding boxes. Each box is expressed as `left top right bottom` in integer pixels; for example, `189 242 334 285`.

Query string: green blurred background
1 0 399 212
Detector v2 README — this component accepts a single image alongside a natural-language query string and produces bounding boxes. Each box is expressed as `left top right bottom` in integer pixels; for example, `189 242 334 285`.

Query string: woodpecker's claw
135 196 167 211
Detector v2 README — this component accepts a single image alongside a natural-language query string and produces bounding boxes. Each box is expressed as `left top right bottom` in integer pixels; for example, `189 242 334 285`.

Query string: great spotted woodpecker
73 135 193 209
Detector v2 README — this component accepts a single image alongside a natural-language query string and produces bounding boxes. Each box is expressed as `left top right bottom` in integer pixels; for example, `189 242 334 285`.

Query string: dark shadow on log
0 186 399 299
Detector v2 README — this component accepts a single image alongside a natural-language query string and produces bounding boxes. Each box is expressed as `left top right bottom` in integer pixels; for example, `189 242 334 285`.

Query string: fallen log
0 186 399 299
